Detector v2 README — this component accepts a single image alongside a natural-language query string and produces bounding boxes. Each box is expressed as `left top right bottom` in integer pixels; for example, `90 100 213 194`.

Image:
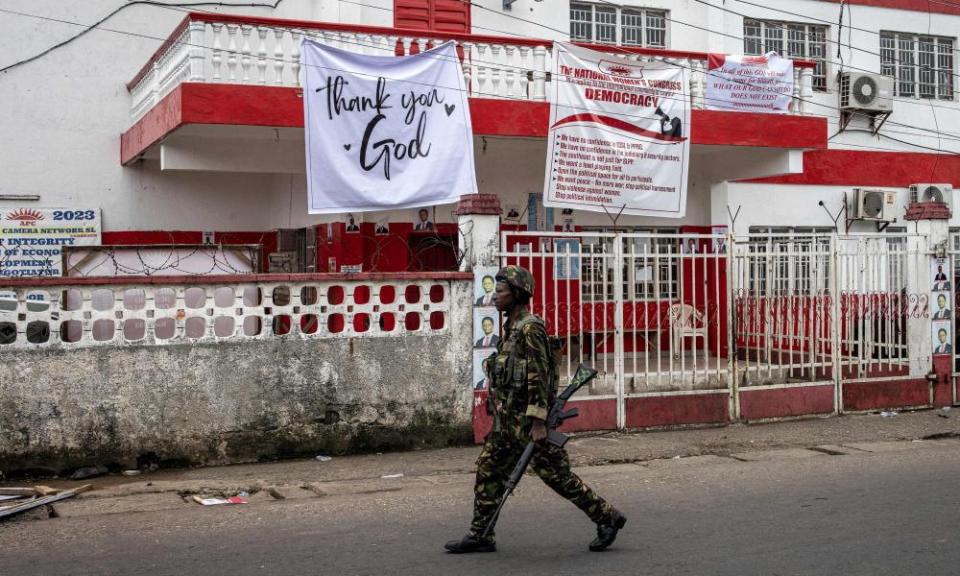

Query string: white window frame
569 3 669 49
880 31 955 100
743 19 829 92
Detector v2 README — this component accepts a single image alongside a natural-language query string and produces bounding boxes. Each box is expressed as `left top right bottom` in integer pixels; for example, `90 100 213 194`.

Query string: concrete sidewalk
3 408 958 519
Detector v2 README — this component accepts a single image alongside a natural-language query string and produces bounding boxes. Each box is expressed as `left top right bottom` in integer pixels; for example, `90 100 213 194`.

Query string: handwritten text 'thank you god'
320 75 456 180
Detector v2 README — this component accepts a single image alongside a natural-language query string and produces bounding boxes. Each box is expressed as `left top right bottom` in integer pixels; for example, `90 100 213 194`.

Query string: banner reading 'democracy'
301 40 478 214
705 52 794 113
544 43 690 218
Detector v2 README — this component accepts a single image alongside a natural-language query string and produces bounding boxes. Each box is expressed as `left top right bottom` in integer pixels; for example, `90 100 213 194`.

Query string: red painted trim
819 0 960 16
469 98 549 137
102 231 203 245
121 86 828 162
120 85 184 165
746 149 960 187
691 110 827 149
842 378 930 411
739 385 835 420
0 271 472 288
624 394 728 427
932 355 952 406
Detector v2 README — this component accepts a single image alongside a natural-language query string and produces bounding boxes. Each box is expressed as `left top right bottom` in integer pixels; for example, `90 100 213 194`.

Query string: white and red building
2 0 960 461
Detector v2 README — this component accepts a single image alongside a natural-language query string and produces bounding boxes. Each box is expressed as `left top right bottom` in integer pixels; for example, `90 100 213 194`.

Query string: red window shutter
394 0 470 33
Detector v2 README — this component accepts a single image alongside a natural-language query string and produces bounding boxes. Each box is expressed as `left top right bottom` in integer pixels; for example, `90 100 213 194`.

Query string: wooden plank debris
0 488 38 496
0 485 93 521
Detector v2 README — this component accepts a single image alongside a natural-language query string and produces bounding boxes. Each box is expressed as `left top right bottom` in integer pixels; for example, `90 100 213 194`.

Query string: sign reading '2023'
0 207 101 277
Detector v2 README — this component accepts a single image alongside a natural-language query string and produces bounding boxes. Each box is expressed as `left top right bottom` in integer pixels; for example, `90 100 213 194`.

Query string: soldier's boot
444 533 497 554
589 509 627 552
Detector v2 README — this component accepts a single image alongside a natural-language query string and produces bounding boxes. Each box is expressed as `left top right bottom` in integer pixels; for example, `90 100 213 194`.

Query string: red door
394 0 470 32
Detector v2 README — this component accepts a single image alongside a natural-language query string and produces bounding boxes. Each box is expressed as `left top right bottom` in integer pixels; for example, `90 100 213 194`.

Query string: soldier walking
445 265 626 553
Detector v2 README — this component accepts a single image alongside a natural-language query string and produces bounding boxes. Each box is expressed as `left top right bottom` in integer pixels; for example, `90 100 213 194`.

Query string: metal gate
500 230 922 429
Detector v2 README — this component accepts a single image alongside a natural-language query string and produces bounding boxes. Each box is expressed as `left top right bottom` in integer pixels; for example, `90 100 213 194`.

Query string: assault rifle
480 363 599 539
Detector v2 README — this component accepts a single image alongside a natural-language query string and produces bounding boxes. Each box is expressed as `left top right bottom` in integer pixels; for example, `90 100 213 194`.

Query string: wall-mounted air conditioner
852 188 897 221
839 72 893 113
909 183 954 212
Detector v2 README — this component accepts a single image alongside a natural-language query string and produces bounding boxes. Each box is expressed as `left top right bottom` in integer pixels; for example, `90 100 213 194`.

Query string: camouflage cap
496 265 535 296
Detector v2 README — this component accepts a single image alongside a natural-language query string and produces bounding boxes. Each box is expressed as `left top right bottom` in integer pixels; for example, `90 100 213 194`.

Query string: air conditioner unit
853 188 897 221
839 72 893 113
909 183 954 211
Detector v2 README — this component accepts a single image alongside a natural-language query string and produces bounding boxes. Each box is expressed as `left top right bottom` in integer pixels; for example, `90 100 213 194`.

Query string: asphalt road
2 439 959 576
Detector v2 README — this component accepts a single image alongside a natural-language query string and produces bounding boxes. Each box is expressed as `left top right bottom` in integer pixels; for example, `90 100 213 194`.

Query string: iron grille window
748 227 833 295
580 228 679 302
880 31 955 100
569 3 668 48
743 19 828 92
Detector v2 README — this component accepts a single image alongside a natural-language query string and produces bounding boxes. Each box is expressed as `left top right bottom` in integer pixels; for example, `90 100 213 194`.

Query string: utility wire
0 1 285 74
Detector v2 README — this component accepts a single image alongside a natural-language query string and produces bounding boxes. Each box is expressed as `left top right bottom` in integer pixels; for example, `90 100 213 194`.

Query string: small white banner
0 207 101 277
544 43 690 218
705 52 794 113
301 40 478 214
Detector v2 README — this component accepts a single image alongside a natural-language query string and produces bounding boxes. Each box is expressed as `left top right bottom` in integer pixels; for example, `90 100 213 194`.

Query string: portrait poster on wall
931 257 953 355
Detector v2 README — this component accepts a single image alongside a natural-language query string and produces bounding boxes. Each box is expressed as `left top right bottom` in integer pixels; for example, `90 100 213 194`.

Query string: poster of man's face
932 320 953 355
933 292 952 320
474 266 498 307
932 259 951 291
473 349 493 391
345 213 361 233
473 310 500 348
414 207 434 231
374 217 390 235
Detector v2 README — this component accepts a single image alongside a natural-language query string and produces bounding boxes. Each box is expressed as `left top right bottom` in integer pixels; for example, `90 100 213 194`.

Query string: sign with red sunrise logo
1 208 101 277
544 43 690 218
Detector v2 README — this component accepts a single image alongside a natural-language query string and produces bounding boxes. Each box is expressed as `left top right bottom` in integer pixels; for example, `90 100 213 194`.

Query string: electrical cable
0 1 285 74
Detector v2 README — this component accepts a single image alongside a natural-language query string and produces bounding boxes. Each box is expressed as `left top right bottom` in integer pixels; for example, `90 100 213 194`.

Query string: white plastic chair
669 303 707 358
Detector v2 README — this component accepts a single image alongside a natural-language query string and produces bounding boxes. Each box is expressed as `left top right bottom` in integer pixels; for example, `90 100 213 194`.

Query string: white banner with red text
543 43 690 218
705 52 794 113
301 40 478 214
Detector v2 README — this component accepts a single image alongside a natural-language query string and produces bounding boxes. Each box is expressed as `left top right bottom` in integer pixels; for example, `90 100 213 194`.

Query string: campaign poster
544 43 690 218
473 348 493 391
931 257 953 355
474 266 498 307
0 207 101 277
473 309 500 349
705 52 794 113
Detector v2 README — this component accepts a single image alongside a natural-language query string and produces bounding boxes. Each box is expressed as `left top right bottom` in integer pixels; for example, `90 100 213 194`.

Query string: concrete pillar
454 194 502 272
904 202 952 401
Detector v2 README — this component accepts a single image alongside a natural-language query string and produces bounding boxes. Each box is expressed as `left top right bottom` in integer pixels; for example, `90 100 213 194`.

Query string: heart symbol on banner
343 144 352 151
444 104 456 116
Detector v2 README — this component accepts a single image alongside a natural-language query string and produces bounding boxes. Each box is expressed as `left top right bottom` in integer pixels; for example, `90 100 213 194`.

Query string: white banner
705 52 794 113
544 43 690 218
301 40 478 214
0 207 101 277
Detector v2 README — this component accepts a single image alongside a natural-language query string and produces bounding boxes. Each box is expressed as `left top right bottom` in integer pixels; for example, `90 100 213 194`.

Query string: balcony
122 12 827 177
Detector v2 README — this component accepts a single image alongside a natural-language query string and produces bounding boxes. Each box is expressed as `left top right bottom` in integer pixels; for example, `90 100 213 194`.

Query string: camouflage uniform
470 306 615 542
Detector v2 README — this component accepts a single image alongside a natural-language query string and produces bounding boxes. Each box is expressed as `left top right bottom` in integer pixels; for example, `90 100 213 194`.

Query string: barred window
880 31 955 100
747 227 833 295
580 228 679 301
569 3 667 48
743 19 828 92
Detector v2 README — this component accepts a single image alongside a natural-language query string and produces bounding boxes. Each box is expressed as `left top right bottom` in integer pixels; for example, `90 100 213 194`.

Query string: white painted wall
0 0 957 238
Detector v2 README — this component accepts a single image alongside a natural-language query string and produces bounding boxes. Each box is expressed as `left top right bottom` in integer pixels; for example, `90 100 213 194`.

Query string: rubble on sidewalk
0 485 94 521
